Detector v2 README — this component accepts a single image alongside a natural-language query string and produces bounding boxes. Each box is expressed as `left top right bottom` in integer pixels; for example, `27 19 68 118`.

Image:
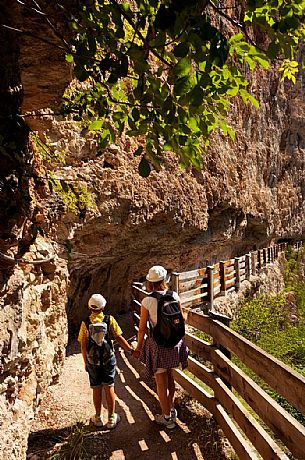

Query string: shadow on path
27 345 231 460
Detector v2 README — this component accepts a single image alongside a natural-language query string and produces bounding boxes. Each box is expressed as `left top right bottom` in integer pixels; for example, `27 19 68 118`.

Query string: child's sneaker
170 408 177 423
90 414 103 427
106 413 121 429
154 414 176 429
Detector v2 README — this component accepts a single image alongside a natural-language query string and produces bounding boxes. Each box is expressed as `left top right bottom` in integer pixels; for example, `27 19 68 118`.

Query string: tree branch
0 23 68 51
208 0 267 53
30 0 71 50
109 0 172 68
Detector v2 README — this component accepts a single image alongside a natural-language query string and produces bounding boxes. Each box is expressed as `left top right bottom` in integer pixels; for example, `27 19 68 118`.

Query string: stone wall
0 237 68 460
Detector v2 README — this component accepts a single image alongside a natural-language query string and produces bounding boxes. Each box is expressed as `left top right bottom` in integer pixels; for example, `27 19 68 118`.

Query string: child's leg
92 386 103 416
103 384 116 416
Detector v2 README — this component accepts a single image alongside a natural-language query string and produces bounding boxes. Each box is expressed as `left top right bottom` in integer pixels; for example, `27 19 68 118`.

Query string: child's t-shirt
78 311 122 345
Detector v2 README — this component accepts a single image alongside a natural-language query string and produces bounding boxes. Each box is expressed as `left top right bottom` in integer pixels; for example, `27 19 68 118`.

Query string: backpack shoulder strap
103 315 114 349
149 291 162 300
84 316 90 331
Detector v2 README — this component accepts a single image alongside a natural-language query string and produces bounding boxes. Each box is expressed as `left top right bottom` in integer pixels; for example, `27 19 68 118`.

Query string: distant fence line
171 241 303 310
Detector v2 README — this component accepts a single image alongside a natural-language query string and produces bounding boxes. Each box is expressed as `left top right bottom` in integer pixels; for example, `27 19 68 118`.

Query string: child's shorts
87 354 117 388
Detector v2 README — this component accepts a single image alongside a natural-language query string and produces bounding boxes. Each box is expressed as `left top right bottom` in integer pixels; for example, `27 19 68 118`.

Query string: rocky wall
0 237 68 460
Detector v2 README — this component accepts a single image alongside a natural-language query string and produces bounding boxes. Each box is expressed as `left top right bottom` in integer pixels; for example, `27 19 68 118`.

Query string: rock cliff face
1 2 305 459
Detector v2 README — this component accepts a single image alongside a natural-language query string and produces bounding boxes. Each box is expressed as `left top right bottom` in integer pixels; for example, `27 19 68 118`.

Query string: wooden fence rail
131 241 305 459
173 241 302 310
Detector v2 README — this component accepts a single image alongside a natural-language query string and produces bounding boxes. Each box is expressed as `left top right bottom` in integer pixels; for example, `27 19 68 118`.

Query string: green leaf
174 76 193 96
89 120 103 131
247 93 260 108
172 57 192 78
267 41 281 59
189 86 204 107
254 54 270 69
65 54 74 63
173 42 189 58
138 157 151 177
228 126 236 141
226 86 239 97
132 107 140 121
134 146 144 157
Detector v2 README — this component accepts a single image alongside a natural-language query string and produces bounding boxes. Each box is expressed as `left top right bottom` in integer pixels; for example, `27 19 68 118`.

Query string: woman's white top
141 290 180 327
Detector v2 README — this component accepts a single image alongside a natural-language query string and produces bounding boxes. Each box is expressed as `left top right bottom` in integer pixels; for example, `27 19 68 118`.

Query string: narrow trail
27 316 233 460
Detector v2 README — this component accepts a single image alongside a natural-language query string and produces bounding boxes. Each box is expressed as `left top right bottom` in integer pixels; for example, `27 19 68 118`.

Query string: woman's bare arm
133 305 149 357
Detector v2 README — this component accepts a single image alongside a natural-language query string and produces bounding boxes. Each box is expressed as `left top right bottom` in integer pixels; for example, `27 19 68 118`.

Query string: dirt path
27 319 234 460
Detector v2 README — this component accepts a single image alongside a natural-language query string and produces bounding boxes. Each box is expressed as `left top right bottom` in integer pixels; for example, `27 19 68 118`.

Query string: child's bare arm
116 335 134 353
80 340 87 367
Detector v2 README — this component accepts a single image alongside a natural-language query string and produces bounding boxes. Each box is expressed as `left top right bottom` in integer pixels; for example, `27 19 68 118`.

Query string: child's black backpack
85 315 114 366
150 291 185 348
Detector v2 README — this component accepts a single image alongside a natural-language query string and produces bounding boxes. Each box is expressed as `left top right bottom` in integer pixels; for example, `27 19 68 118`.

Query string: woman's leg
167 369 175 409
155 370 171 416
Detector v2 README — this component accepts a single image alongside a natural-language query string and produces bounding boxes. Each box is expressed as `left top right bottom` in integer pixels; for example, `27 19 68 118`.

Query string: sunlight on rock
192 442 204 459
125 385 155 420
117 369 126 383
138 439 149 451
109 449 125 459
120 351 141 379
159 430 171 443
140 380 158 397
176 419 191 433
116 396 135 424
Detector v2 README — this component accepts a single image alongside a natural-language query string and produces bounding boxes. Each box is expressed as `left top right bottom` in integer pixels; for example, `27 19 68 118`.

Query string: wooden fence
131 241 305 460
171 241 303 310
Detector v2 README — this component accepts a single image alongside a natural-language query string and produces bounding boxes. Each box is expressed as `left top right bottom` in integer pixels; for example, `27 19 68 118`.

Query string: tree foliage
53 1 305 174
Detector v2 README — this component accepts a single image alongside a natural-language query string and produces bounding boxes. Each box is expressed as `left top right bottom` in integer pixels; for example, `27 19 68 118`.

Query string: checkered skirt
140 335 189 378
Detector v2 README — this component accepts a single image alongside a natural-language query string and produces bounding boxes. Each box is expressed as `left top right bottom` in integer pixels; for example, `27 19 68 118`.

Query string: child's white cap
88 294 107 311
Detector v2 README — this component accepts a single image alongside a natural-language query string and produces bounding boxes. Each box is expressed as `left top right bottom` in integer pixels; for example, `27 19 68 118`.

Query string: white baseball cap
88 294 107 311
146 265 167 282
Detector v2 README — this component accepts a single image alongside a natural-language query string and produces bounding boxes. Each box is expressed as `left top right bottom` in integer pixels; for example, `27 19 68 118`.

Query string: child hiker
78 293 134 429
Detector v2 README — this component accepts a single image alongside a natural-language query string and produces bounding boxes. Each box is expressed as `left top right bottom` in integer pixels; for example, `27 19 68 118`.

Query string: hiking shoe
90 414 103 427
106 413 121 429
154 414 176 429
170 408 177 423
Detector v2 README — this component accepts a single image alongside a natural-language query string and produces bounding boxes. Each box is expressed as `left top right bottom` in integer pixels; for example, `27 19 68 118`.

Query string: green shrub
231 246 305 426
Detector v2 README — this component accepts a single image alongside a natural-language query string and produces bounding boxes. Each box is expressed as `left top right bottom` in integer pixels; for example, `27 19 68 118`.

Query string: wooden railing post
263 248 267 266
171 272 179 294
251 251 257 275
257 249 262 271
207 265 214 310
267 247 271 264
209 310 232 389
245 253 251 280
234 257 240 290
220 261 226 295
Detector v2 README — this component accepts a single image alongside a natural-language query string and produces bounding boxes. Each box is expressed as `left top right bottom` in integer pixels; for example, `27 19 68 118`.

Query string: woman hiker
133 265 189 429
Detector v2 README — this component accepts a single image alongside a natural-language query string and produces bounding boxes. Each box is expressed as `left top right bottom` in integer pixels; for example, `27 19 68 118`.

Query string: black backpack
85 315 114 366
150 290 185 348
